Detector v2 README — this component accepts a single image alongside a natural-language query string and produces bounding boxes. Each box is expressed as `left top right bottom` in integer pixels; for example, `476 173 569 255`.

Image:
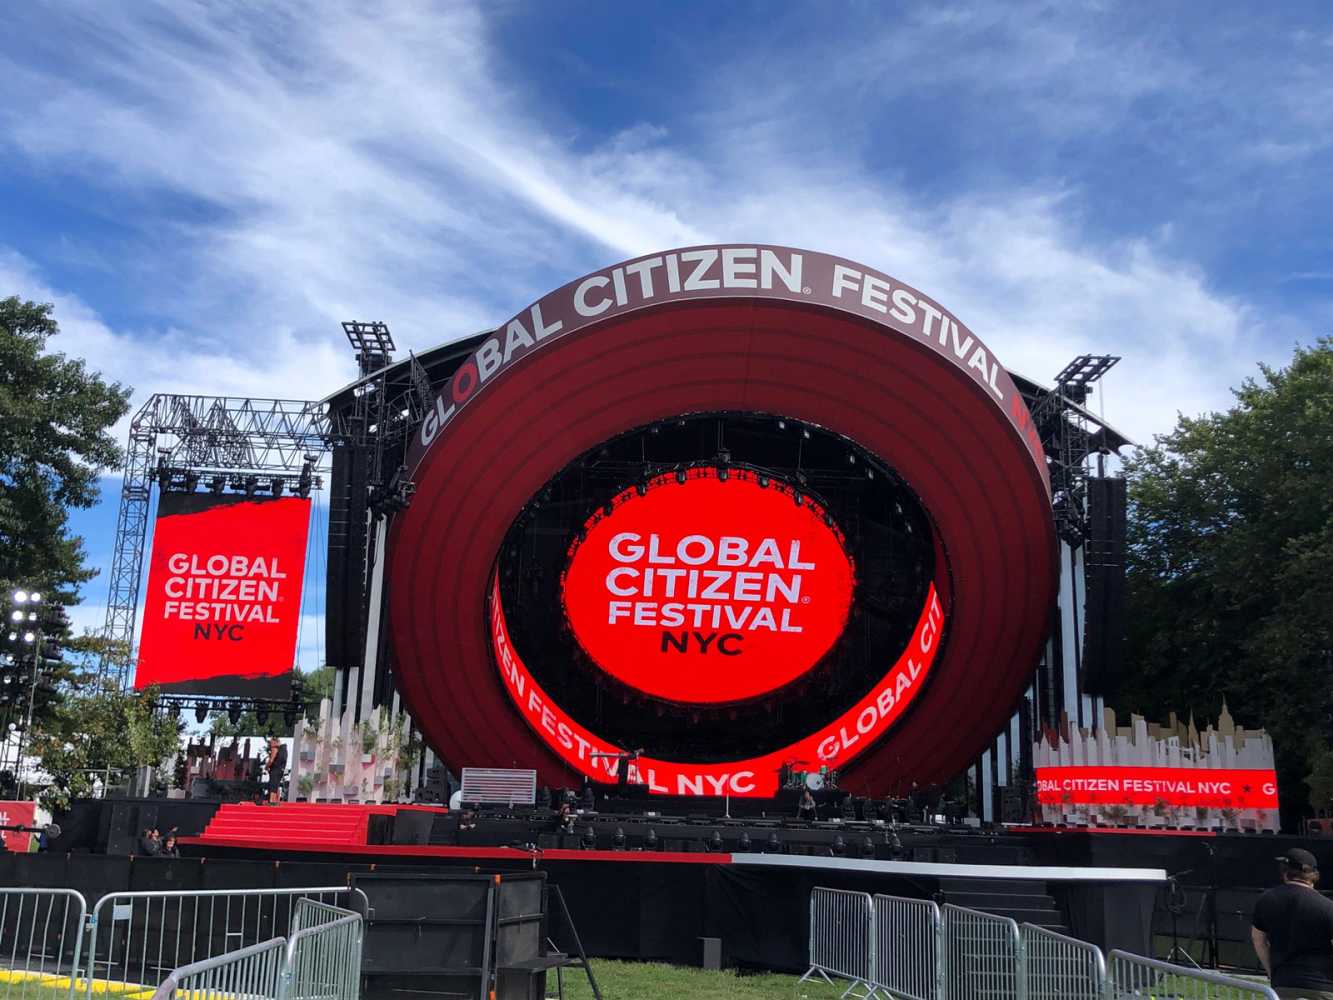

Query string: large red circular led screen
561 469 854 704
387 244 1058 797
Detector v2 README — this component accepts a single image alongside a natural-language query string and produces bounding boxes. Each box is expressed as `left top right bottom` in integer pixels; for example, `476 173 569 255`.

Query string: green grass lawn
562 960 848 1000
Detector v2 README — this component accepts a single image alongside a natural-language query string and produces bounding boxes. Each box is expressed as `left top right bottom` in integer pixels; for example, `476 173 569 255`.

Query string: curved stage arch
388 246 1057 796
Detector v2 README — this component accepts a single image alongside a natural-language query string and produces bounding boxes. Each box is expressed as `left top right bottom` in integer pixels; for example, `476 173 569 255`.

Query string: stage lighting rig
194 703 209 724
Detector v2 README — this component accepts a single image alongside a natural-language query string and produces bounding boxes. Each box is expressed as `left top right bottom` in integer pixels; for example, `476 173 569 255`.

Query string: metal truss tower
100 395 338 687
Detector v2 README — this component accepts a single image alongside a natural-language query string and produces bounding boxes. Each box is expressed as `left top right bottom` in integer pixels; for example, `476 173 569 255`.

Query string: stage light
603 502 613 518
184 472 199 492
194 703 209 724
635 481 647 497
209 476 226 495
244 477 259 497
777 420 786 431
227 703 242 725
256 707 270 725
270 477 284 497
157 467 172 490
847 454 856 464
580 826 596 850
9 611 21 622
738 832 751 852
866 467 875 480
675 468 687 485
644 828 659 851
6 632 15 643
793 493 803 507
613 827 626 850
717 467 728 481
283 706 299 728
766 831 781 854
12 591 27 604
823 513 833 527
22 632 34 644
758 475 769 488
708 830 723 852
802 428 811 439
28 593 40 604
860 837 876 859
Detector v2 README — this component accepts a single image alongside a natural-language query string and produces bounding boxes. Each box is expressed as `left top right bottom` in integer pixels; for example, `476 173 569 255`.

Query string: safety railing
282 902 362 1000
0 888 88 1000
799 887 876 998
85 885 362 998
1021 924 1105 1000
942 904 1025 1000
872 895 941 1000
149 936 286 1000
1107 951 1278 1000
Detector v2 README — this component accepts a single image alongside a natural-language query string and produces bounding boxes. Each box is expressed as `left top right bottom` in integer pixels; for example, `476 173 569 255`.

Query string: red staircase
194 802 392 847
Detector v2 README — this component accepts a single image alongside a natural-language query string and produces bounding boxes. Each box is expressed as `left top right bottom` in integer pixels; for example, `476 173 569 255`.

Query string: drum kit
780 761 838 791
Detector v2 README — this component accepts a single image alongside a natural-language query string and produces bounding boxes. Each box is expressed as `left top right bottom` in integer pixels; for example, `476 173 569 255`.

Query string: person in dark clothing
161 833 180 858
1252 848 1333 999
138 828 161 856
797 788 817 822
266 738 288 803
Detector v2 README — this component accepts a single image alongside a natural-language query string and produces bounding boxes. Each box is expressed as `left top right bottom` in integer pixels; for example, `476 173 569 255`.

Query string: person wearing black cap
1252 848 1333 998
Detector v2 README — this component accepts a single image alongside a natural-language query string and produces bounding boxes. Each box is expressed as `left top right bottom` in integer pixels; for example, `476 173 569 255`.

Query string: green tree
30 681 182 811
1119 338 1333 826
0 297 131 601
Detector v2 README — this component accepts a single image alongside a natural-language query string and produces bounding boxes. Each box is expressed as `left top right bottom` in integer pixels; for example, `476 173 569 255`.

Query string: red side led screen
562 469 854 704
1035 766 1279 809
135 493 311 699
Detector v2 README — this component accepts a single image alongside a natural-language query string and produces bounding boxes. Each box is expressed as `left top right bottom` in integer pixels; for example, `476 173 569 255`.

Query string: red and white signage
1035 766 1279 809
562 469 854 703
0 801 36 852
136 493 311 698
494 573 943 796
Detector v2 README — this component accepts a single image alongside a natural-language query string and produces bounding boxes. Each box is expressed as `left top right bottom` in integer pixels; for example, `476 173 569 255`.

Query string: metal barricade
800 887 876 998
1020 924 1104 1000
871 895 941 1000
0 888 88 1000
86 885 359 998
1107 951 1278 1000
149 936 286 1000
281 901 362 1000
942 904 1025 1000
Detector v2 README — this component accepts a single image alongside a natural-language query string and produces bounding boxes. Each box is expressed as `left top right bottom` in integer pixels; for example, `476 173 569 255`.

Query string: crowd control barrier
1021 923 1105 1000
799 887 877 998
0 888 88 1000
283 900 363 1000
872 894 941 1000
149 936 287 1000
85 885 362 997
1107 951 1277 1000
809 888 1280 1000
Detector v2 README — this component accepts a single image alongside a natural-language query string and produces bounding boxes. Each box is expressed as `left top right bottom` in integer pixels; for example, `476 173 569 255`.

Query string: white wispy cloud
1 0 1321 633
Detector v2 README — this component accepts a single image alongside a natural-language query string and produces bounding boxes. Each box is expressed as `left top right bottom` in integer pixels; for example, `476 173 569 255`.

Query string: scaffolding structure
100 395 339 687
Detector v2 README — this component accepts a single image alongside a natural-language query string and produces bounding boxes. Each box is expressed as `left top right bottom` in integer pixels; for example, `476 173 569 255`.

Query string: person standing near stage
265 737 288 804
797 787 817 822
1252 848 1333 999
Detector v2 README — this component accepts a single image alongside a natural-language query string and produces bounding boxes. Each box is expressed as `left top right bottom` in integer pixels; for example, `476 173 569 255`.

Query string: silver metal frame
941 903 1026 1000
1107 950 1278 1000
870 894 941 1000
0 888 88 1000
149 936 286 1000
800 887 877 999
85 885 358 997
1021 923 1105 1000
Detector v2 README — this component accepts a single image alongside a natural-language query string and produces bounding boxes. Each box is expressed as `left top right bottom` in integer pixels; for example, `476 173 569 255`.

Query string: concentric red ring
388 288 1057 793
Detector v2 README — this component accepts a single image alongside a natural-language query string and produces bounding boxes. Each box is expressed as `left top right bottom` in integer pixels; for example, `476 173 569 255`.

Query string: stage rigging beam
100 394 341 688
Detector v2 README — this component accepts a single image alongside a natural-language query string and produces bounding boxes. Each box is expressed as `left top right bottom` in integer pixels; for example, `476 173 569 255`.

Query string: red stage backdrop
1035 766 1279 809
561 469 854 704
135 493 311 699
0 801 36 852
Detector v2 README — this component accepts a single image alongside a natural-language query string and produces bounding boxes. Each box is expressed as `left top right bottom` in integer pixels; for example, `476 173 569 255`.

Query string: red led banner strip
1035 766 1278 809
490 574 944 797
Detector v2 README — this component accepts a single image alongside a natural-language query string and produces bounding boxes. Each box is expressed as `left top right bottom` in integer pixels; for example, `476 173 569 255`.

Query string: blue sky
2 2 1330 658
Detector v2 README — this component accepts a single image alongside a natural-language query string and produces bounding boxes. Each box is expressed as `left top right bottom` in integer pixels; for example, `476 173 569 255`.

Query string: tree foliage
1119 338 1333 823
31 681 183 811
0 296 131 600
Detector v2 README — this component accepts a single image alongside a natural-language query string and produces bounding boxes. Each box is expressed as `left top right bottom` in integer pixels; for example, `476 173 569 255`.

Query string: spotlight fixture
847 453 856 464
793 493 803 507
777 419 786 431
194 702 209 724
758 475 769 488
209 476 226 495
28 592 40 603
612 827 626 851
866 467 875 480
227 703 242 726
244 476 259 498
802 428 811 439
283 706 299 728
9 611 21 623
603 502 614 518
675 467 687 485
22 632 34 644
12 591 27 604
860 836 876 859
255 707 270 725
635 481 647 497
717 466 728 482
183 472 200 492
270 477 284 497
